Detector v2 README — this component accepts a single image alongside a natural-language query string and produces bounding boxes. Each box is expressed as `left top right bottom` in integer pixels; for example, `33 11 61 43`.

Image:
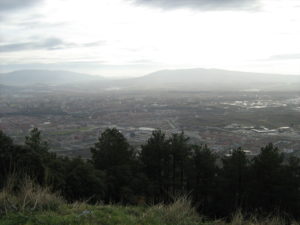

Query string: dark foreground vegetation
2 187 299 225
1 128 300 222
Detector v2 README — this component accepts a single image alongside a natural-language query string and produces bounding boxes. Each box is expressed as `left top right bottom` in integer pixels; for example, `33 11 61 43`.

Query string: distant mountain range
1 68 300 92
0 70 104 86
111 68 300 91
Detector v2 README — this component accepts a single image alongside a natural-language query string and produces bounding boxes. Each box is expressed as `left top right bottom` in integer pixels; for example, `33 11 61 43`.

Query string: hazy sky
0 0 300 77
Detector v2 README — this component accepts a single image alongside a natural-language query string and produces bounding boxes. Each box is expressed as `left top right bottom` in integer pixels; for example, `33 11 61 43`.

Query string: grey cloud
17 20 66 29
0 42 34 52
12 14 68 29
0 62 158 74
0 61 109 73
269 54 300 60
0 38 74 52
82 41 107 47
45 39 77 50
0 0 43 12
129 59 155 64
131 0 259 10
0 38 105 52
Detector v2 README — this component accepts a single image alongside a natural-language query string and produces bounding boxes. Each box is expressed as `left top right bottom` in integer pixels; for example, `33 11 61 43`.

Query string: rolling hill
1 68 299 92
122 68 300 91
0 70 104 86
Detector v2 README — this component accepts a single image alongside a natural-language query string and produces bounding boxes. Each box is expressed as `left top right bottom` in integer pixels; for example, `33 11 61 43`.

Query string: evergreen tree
282 156 300 218
91 128 136 203
0 129 45 185
250 143 285 213
0 130 15 187
91 128 133 170
25 128 49 153
63 157 105 202
140 129 171 202
14 145 46 184
168 132 191 194
190 144 217 215
220 148 249 214
24 128 51 184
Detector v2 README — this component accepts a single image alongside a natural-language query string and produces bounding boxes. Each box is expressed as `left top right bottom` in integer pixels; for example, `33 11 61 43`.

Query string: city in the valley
1 87 299 159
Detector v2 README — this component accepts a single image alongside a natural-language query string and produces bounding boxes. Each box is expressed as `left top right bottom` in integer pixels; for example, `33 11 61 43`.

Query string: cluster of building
0 91 299 158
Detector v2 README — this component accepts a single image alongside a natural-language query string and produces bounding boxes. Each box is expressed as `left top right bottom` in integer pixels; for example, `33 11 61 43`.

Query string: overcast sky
0 0 300 77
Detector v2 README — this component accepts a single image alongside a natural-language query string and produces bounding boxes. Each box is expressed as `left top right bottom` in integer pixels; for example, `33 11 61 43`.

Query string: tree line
0 128 300 219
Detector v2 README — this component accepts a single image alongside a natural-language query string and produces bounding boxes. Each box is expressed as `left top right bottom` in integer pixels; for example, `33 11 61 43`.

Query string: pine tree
221 148 249 214
168 132 191 194
63 157 105 202
191 144 217 215
25 128 49 153
0 130 14 187
140 129 171 202
250 143 285 213
91 128 136 203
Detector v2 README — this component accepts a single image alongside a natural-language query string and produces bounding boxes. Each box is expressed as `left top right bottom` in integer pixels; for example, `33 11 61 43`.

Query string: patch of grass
0 197 201 225
143 195 200 225
0 176 63 216
1 192 299 225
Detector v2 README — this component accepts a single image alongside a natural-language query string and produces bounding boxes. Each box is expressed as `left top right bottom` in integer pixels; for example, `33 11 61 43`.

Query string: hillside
1 68 300 91
84 68 300 92
124 68 300 91
0 70 104 86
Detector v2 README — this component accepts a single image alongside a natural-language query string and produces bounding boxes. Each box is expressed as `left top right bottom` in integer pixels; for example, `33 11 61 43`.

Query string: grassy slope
1 203 198 225
2 202 299 225
1 179 299 225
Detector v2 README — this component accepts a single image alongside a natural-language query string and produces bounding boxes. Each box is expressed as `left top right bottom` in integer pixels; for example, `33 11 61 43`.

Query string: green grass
2 200 300 225
1 205 139 225
1 178 299 225
0 196 202 225
0 204 181 225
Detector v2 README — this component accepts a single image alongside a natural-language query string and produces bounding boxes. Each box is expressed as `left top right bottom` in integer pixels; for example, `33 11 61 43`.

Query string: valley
1 87 299 158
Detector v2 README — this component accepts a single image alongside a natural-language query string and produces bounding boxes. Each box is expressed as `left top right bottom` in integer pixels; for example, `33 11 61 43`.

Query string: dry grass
226 211 300 225
143 197 300 225
0 175 64 215
144 195 201 225
0 182 299 225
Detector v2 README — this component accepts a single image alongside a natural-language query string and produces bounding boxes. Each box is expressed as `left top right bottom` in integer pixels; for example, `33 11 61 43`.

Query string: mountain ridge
1 68 300 91
0 70 104 86
121 68 300 91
